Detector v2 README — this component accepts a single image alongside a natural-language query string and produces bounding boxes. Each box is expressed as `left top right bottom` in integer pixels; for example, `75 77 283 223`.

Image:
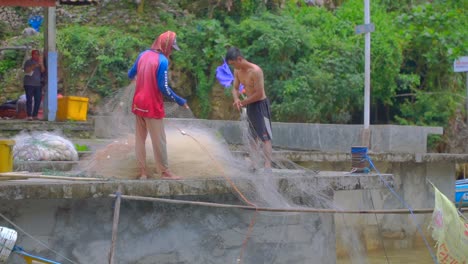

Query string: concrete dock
0 171 393 200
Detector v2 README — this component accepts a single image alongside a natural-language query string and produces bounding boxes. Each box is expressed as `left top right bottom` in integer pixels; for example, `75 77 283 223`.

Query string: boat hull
455 180 468 206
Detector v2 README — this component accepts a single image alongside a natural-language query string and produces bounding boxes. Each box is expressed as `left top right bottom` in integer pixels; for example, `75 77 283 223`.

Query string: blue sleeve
128 52 145 79
157 55 187 106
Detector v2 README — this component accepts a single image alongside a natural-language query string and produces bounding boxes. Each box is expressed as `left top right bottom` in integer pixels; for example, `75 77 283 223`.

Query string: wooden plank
0 172 105 181
0 0 55 7
108 185 123 264
110 194 468 215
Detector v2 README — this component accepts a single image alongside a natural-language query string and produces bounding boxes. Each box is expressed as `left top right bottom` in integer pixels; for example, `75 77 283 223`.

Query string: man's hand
182 103 190 109
233 99 242 111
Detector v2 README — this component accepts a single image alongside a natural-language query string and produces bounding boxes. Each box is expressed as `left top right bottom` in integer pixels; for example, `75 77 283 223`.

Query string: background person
23 49 45 120
128 31 189 180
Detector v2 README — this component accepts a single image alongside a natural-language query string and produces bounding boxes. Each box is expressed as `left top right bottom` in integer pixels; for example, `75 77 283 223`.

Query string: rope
109 194 467 214
0 212 78 264
365 155 439 264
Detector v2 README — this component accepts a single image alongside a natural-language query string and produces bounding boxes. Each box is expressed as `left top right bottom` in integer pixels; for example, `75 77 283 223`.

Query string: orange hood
150 31 178 57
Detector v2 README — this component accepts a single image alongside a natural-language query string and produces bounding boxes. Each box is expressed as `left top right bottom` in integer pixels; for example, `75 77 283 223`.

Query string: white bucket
0 226 17 263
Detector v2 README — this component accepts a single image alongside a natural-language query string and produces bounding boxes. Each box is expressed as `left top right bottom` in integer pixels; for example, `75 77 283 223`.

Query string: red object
132 31 180 119
0 108 16 118
0 0 55 7
16 110 27 119
132 51 165 118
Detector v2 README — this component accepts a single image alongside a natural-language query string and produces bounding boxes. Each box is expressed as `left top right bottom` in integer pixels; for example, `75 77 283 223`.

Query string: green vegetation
57 26 145 97
0 0 466 136
74 143 90 152
0 50 18 75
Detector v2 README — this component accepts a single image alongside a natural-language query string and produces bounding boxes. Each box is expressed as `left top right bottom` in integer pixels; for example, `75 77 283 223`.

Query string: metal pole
364 0 371 130
109 185 123 264
360 0 372 147
45 7 57 121
466 72 468 123
43 8 49 119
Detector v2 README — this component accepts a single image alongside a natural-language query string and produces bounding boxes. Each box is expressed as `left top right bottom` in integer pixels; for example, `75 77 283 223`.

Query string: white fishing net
13 131 78 162
67 83 433 264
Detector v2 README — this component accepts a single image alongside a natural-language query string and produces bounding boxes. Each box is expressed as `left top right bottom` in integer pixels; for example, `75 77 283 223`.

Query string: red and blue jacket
128 50 186 119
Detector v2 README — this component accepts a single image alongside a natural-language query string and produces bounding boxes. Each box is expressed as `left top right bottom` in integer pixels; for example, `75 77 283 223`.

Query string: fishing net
13 131 78 162
56 78 440 264
70 82 376 264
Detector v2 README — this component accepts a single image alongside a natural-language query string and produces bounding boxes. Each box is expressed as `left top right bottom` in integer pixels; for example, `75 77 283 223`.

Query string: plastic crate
0 226 17 262
57 96 89 121
0 139 14 173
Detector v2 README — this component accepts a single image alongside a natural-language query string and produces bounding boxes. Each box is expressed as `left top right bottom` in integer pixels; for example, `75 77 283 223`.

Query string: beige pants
135 116 168 176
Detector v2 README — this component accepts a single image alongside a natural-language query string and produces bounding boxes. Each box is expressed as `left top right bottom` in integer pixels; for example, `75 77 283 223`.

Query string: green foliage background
1 0 467 131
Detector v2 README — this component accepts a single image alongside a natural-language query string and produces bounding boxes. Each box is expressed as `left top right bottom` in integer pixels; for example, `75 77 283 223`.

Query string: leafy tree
394 2 468 126
174 19 230 118
58 26 144 97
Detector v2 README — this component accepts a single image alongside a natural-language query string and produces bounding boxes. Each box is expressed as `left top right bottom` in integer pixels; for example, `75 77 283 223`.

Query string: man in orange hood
128 31 189 180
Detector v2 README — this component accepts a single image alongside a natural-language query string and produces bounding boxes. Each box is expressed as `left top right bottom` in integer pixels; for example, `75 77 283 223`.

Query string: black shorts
246 98 272 141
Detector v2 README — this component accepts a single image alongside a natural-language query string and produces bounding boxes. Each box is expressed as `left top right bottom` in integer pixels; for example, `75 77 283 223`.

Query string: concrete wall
1 196 334 264
94 117 443 153
0 172 396 263
0 119 94 138
298 156 458 252
92 116 452 252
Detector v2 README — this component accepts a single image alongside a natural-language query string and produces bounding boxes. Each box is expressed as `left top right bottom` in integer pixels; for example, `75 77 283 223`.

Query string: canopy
0 0 97 6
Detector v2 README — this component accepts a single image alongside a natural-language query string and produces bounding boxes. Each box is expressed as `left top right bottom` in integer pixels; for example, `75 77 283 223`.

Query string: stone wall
96 117 442 153
0 7 27 30
1 196 335 264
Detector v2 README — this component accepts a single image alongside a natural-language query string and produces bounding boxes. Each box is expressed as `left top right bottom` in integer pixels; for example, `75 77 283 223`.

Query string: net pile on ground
13 131 78 162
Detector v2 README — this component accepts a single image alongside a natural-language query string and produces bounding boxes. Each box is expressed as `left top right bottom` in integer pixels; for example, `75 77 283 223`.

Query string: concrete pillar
43 7 57 121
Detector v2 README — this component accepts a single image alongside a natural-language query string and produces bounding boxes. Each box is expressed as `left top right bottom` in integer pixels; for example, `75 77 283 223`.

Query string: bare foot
139 174 148 180
161 171 182 180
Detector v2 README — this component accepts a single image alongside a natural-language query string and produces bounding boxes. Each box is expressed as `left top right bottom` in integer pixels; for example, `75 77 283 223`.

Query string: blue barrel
351 146 370 173
455 179 468 206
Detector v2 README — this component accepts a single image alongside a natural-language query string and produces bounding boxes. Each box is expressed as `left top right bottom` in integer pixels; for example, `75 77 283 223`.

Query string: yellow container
57 96 89 121
0 139 14 173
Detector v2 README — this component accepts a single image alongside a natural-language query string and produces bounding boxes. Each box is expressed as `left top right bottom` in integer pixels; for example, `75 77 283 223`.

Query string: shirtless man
225 47 273 171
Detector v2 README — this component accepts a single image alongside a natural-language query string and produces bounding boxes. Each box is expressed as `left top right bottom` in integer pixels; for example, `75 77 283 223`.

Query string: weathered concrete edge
14 151 468 173
269 151 468 163
0 174 393 200
0 119 94 131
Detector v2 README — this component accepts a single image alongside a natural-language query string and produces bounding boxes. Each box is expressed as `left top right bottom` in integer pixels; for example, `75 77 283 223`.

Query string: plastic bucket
351 146 370 173
0 139 15 173
0 226 17 263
